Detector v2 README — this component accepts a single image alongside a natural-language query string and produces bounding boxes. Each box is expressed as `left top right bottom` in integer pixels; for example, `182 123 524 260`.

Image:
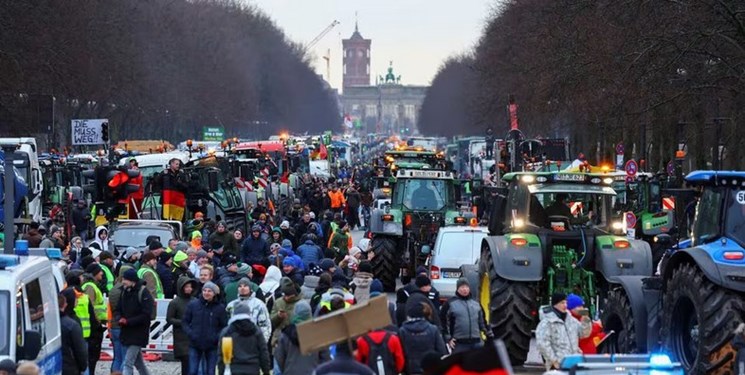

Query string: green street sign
203 126 224 141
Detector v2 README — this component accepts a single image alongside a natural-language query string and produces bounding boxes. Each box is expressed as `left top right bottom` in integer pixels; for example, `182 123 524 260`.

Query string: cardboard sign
71 119 107 145
297 295 391 355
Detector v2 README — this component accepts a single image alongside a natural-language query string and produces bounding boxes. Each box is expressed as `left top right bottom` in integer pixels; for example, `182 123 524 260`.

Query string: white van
429 226 489 298
0 138 43 221
118 151 190 181
0 253 63 374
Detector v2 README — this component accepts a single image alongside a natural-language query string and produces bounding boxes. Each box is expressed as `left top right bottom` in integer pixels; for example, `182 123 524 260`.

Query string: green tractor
368 168 467 291
469 171 654 365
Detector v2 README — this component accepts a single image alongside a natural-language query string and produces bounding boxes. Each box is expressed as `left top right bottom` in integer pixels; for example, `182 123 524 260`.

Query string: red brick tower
342 22 371 89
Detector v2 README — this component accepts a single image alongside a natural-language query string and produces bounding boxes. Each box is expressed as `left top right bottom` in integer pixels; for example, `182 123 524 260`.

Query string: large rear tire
601 289 637 354
661 263 744 374
370 237 398 292
479 244 536 366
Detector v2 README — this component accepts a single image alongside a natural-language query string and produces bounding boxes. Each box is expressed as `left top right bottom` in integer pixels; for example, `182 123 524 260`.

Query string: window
358 50 364 58
366 64 370 75
367 49 370 58
693 188 723 246
0 291 8 355
15 287 25 350
25 279 46 347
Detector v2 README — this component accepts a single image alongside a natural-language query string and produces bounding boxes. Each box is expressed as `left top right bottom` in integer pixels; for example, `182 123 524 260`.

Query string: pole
713 118 723 170
3 145 16 254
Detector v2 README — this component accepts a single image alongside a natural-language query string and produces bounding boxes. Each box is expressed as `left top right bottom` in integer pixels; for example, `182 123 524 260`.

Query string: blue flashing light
559 354 584 369
685 170 745 185
650 353 673 366
45 248 63 260
15 240 28 255
0 255 20 268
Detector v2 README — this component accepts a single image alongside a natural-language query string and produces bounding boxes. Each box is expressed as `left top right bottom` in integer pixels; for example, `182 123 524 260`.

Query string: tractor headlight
612 221 625 230
512 218 525 228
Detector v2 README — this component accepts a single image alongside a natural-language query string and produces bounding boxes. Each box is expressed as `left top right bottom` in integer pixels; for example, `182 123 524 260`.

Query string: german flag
162 189 186 221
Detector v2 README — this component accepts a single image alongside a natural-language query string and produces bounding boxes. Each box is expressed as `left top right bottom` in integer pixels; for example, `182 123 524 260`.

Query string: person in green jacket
327 221 352 263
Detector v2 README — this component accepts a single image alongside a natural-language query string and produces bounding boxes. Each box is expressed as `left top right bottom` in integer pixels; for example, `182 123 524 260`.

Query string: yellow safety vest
137 267 164 299
101 266 114 293
73 292 91 338
82 281 107 323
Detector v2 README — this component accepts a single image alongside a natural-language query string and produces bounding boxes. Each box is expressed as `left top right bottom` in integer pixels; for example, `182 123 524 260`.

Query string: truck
468 171 653 365
602 171 745 373
0 138 43 222
368 168 466 291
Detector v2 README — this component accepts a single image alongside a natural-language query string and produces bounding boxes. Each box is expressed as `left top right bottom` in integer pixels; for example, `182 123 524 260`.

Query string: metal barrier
101 298 175 359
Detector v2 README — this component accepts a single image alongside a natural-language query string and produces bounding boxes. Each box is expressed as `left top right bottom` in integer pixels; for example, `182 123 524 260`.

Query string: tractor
468 171 654 365
368 168 466 291
602 171 745 374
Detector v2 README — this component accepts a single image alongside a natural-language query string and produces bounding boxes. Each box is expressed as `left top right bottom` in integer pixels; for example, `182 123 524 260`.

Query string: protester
441 278 493 353
167 277 198 375
275 301 330 375
355 326 405 375
225 278 271 344
398 302 448 375
567 294 605 354
115 269 154 375
183 281 228 375
270 277 303 348
536 293 591 370
350 261 374 304
217 303 271 375
59 293 88 375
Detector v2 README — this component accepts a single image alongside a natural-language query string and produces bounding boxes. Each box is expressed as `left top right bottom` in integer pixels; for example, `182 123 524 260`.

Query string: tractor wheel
479 245 535 366
370 237 398 292
601 289 637 354
661 263 745 374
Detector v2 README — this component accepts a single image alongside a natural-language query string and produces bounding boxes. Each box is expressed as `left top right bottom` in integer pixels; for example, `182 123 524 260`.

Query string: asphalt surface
96 230 548 374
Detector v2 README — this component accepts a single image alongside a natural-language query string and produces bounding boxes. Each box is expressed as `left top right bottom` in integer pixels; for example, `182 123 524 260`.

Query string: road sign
625 175 635 184
667 161 675 176
625 159 638 176
626 212 637 229
663 197 675 210
203 126 224 141
71 119 108 145
616 142 624 155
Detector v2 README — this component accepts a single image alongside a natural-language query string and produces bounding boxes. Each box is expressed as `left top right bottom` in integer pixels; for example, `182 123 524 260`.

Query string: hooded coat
217 315 270 375
296 240 324 267
114 280 154 347
275 324 331 375
226 293 271 343
398 319 448 374
92 226 110 252
166 277 196 358
536 306 591 369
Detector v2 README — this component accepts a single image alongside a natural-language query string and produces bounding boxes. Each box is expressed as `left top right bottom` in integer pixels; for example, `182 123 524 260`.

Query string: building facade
342 23 371 88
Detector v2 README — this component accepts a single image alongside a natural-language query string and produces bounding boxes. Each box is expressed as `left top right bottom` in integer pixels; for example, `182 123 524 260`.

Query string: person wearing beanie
319 258 336 274
441 278 493 353
279 221 297 249
97 251 117 294
225 277 271 343
398 301 447 375
350 261 374 304
241 224 271 267
208 221 239 256
536 292 591 370
282 256 305 287
183 280 227 375
115 262 154 375
170 250 195 301
137 251 164 299
396 274 442 329
270 277 303 348
216 302 270 375
167 277 198 375
58 292 88 375
157 252 176 298
148 240 164 258
81 263 107 375
327 220 352 263
566 294 605 354
310 273 333 314
275 300 331 374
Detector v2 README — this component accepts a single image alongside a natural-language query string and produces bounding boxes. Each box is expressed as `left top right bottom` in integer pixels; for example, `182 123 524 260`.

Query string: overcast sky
247 0 495 90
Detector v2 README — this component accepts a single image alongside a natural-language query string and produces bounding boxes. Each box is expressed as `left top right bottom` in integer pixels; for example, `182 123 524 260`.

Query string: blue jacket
297 240 324 267
241 236 270 265
183 296 228 351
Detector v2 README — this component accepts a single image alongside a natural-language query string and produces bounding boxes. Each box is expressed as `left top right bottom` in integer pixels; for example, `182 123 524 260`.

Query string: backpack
363 332 396 375
137 286 157 320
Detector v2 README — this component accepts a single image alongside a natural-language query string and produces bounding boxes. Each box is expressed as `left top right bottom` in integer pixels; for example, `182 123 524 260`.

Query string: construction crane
307 20 340 49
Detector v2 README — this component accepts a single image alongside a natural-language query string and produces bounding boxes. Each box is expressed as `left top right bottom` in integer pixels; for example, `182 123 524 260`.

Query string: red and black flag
423 340 513 375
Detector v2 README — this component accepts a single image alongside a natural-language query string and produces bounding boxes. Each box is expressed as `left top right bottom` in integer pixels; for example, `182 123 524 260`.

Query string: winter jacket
71 206 91 232
328 190 346 209
166 277 196 358
284 268 305 288
217 316 270 375
327 231 352 255
297 240 324 267
226 295 271 343
275 324 331 375
139 264 162 300
241 236 270 265
270 294 303 348
398 319 448 375
355 330 405 374
350 272 374 304
570 311 605 354
114 281 154 347
92 226 110 252
441 293 489 342
40 236 65 250
23 229 43 248
209 229 239 256
183 296 228 351
345 190 361 208
396 283 442 326
60 311 88 375
313 352 375 375
403 290 443 330
536 306 591 369
157 261 175 298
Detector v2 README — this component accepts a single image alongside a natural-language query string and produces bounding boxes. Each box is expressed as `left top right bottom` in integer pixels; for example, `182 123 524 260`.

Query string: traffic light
101 122 109 143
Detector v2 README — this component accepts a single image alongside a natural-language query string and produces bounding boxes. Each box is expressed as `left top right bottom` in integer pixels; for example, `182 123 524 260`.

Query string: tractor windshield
692 188 724 246
394 178 453 211
528 188 613 229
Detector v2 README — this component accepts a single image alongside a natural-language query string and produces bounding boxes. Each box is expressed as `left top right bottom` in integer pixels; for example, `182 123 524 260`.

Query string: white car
429 226 489 298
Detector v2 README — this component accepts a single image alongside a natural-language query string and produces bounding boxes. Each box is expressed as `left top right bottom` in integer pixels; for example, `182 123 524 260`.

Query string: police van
0 249 66 375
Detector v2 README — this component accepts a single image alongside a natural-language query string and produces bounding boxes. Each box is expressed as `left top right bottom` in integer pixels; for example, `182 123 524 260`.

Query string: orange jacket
328 190 346 208
571 312 605 354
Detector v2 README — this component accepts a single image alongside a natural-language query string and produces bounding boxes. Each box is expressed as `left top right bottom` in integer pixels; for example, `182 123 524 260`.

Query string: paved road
96 231 548 374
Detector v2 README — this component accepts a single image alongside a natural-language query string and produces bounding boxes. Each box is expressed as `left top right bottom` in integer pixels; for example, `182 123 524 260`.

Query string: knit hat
307 263 323 276
123 247 139 260
272 227 282 234
567 293 584 310
49 225 61 234
211 241 224 251
292 300 312 323
416 266 429 276
80 248 93 259
196 250 208 259
222 254 238 267
191 230 202 239
349 246 362 257
202 281 220 295
282 257 295 268
173 250 188 265
238 277 252 287
370 279 384 297
407 301 426 319
99 251 115 261
175 241 189 252
415 274 431 288
456 277 470 289
237 263 252 276
281 239 293 248
85 263 102 276
320 258 336 271
280 277 298 296
0 359 16 374
551 292 567 307
309 211 316 219
358 261 372 274
122 268 138 282
251 225 262 232
232 302 251 317
280 220 290 229
149 241 163 251
141 252 157 264
252 264 267 276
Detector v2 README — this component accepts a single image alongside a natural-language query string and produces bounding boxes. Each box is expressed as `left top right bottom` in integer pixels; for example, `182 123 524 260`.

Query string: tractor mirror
207 170 219 192
488 193 506 236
